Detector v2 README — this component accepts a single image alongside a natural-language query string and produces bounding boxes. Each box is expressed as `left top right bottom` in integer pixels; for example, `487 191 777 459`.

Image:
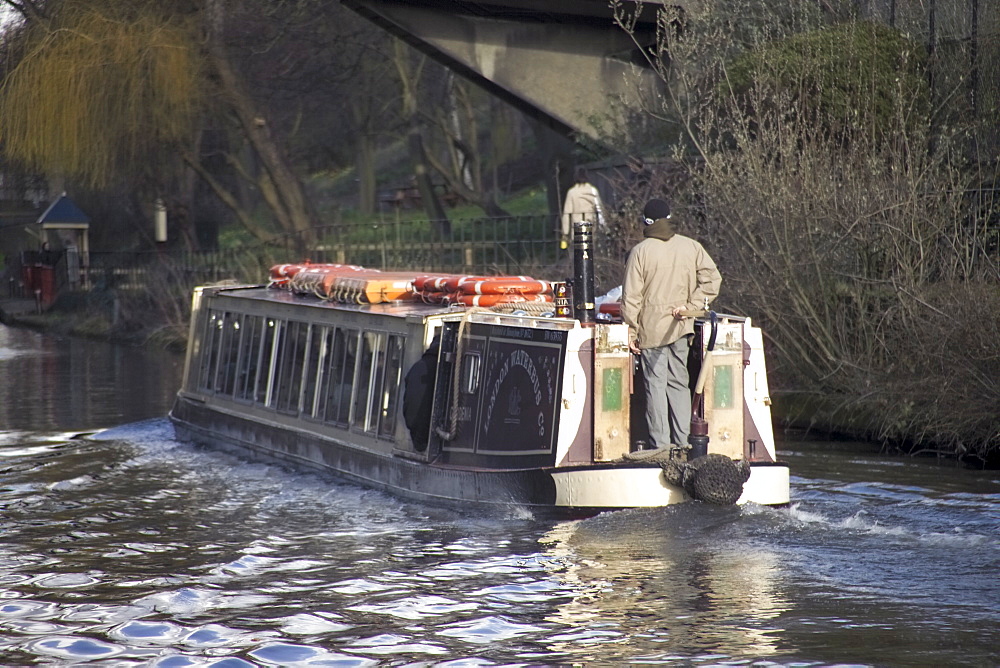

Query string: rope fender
661 454 751 505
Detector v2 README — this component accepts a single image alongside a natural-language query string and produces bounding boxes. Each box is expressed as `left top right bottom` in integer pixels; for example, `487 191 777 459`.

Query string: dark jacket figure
38 242 59 266
403 339 440 451
622 201 721 349
622 198 721 449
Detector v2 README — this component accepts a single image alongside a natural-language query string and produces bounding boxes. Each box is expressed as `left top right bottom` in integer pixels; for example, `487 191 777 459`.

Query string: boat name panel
437 322 565 467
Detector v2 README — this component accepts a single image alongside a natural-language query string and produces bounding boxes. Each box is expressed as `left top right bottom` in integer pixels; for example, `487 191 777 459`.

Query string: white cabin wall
180 287 207 392
743 321 777 461
555 325 594 465
703 320 746 459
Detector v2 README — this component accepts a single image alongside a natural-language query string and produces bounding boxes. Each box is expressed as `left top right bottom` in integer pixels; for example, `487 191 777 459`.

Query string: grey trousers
640 336 691 448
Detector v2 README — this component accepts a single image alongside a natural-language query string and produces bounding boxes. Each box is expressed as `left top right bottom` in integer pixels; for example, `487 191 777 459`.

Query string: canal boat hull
169 257 790 513
172 392 788 511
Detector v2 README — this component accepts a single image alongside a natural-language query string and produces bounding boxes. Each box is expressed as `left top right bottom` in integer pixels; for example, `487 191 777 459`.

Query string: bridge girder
342 0 663 143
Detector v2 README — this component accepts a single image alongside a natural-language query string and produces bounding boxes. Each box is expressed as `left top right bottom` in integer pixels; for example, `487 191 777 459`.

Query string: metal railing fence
85 248 268 290
83 215 563 291
280 215 562 274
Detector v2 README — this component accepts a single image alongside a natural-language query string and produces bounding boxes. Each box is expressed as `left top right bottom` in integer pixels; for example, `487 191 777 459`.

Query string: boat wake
782 501 997 547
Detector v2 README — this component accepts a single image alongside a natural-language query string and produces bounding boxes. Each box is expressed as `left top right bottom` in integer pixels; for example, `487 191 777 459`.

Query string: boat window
273 320 309 413
254 318 279 405
234 315 263 401
197 310 225 392
353 331 386 434
377 334 405 439
301 325 326 417
461 352 481 395
217 313 243 396
321 327 356 426
314 328 333 422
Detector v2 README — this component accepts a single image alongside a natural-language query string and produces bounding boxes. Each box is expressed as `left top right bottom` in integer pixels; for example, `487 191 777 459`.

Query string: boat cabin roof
206 284 461 320
202 284 583 334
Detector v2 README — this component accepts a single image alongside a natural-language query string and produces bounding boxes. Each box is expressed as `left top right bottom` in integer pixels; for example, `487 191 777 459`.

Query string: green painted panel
602 367 623 412
713 365 733 409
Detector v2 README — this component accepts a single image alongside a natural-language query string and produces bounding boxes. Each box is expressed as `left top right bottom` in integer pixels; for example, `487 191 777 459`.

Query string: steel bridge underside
342 0 662 142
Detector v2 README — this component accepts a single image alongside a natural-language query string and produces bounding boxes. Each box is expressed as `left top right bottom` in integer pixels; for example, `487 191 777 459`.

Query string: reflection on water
0 326 182 432
540 509 789 659
0 325 998 666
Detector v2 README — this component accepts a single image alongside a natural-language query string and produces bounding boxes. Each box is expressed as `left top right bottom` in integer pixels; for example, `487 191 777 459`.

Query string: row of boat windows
197 309 405 439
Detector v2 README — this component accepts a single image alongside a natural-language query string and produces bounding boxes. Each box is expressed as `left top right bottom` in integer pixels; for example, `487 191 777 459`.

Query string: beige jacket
561 183 604 237
621 234 722 348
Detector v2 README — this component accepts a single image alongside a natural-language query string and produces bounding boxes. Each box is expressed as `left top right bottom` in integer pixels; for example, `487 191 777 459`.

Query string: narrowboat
170 225 790 513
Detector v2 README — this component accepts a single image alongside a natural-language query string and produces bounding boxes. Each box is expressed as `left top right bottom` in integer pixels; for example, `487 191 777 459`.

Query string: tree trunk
422 146 510 218
356 132 377 216
531 120 572 223
182 149 276 243
425 79 510 218
176 127 203 250
211 52 318 241
205 0 317 254
408 126 451 236
394 40 450 236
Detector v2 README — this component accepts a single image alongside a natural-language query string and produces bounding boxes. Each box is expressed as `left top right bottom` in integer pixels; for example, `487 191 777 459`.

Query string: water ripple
347 594 479 620
26 635 126 660
249 642 379 665
0 418 996 666
437 615 545 644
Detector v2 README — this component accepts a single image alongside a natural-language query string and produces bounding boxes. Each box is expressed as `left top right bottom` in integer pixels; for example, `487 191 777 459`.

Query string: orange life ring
439 275 489 292
269 263 301 280
268 263 305 286
450 293 554 307
598 302 622 318
423 291 450 304
413 275 453 292
274 262 368 286
422 276 457 292
458 278 551 295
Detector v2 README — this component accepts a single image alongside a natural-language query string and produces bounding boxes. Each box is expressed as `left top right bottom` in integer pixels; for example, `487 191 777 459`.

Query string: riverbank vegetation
0 0 996 463
608 3 999 462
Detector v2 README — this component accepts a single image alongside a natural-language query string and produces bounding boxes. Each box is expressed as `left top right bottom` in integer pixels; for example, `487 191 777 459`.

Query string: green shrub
724 21 929 138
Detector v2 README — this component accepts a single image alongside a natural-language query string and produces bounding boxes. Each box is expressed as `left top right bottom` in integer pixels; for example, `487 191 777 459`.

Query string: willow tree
0 6 199 189
0 0 320 247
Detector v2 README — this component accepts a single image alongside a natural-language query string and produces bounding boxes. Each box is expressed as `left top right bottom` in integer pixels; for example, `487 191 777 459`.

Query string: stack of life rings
268 262 365 290
414 274 554 307
269 262 416 304
268 263 555 308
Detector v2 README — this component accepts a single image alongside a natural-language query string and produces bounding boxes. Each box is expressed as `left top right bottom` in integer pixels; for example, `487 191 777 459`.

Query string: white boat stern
738 464 791 506
552 461 790 509
551 466 688 508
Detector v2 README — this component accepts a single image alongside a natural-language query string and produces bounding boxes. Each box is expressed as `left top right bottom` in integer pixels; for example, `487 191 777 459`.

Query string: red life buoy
412 275 435 292
269 263 299 280
450 293 554 307
275 262 368 288
459 278 551 295
425 276 456 292
268 263 306 287
413 274 457 292
438 275 488 292
598 302 622 318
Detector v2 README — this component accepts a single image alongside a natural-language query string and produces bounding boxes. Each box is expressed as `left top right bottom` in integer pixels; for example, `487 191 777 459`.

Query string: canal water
0 325 997 667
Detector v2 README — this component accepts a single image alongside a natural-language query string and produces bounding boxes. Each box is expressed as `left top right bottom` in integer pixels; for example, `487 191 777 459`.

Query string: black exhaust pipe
572 220 595 324
689 311 719 458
